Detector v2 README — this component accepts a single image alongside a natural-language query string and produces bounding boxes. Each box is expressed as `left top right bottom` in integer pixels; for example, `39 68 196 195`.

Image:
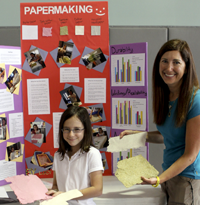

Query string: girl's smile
63 116 84 153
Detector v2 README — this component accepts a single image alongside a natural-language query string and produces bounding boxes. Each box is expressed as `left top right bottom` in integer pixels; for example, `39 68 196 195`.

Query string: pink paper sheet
5 174 52 204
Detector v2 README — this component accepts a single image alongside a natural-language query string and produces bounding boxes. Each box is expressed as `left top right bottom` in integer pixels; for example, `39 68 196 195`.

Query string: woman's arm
119 130 164 144
76 170 103 200
142 115 200 185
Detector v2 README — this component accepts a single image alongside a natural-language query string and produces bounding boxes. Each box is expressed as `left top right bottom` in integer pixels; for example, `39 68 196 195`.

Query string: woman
120 39 200 204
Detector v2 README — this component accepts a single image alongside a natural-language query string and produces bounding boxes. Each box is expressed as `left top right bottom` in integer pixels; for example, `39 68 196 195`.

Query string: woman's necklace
168 100 176 117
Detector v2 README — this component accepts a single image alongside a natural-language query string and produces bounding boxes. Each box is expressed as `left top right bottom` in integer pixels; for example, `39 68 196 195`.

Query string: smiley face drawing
95 7 105 16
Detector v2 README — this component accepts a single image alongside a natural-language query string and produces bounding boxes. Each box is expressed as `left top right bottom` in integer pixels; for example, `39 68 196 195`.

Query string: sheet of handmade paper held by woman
106 132 159 187
106 132 147 152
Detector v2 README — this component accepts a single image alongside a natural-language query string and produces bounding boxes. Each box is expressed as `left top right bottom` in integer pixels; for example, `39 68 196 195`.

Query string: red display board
20 1 111 178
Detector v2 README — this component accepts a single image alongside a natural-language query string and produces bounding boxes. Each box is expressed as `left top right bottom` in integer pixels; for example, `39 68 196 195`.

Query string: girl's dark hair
33 124 38 129
58 106 94 159
152 39 199 126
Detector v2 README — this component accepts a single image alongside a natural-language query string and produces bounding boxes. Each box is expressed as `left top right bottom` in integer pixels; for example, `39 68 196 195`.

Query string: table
1 176 166 205
94 176 167 205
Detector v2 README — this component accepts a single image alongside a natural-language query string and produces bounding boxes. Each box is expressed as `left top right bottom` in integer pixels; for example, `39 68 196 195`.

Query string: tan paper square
115 155 159 187
60 26 68 35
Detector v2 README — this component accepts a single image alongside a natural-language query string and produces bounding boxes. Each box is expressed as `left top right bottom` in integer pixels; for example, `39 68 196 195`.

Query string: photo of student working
92 127 109 150
60 86 82 107
0 117 7 140
85 107 103 123
120 39 200 204
82 48 107 70
7 142 23 161
0 67 5 83
5 68 21 94
24 48 46 73
46 106 103 205
57 41 74 64
30 122 46 144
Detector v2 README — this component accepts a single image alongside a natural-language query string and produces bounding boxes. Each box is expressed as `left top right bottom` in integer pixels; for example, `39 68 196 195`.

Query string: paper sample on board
115 155 159 187
75 26 84 35
22 25 38 40
107 132 147 152
60 26 68 35
5 174 52 204
40 189 83 205
91 26 101 35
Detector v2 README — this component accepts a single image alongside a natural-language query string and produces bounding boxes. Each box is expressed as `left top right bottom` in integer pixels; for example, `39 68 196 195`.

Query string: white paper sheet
75 26 84 35
9 112 24 138
0 89 14 113
0 187 8 198
107 132 147 152
84 78 106 103
22 25 38 40
91 26 101 35
60 67 79 83
53 112 62 148
27 79 50 115
40 189 83 205
0 160 16 181
0 48 21 65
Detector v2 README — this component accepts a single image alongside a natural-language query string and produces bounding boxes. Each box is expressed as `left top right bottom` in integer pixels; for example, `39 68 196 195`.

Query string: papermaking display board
20 1 111 177
110 42 148 174
0 45 25 186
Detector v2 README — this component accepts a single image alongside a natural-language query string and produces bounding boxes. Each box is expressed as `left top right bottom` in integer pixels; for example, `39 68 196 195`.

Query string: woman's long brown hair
152 39 199 126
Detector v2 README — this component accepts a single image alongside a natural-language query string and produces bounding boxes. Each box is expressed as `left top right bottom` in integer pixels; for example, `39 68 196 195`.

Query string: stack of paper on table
107 132 147 152
115 155 159 187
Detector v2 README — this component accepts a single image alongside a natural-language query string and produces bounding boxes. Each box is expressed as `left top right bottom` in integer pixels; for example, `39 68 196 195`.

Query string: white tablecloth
93 176 167 205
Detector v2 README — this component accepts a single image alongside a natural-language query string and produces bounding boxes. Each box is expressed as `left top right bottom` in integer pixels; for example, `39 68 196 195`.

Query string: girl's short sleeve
187 90 200 120
88 147 104 174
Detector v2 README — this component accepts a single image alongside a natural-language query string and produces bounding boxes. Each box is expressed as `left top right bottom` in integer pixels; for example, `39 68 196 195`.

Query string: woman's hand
46 190 64 197
119 130 142 139
140 176 157 185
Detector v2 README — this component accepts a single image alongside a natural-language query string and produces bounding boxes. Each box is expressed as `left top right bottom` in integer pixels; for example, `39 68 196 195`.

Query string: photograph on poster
5 68 21 94
60 85 82 107
82 48 106 70
0 117 7 140
92 126 109 150
85 107 103 123
24 48 46 73
7 142 23 161
0 67 5 84
30 121 46 144
57 41 74 64
30 151 53 168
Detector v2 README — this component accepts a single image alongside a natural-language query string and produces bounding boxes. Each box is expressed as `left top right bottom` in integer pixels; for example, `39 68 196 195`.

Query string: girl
46 106 103 205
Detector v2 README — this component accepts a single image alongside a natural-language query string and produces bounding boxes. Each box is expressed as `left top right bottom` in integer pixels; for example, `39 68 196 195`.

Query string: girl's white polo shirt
53 146 103 205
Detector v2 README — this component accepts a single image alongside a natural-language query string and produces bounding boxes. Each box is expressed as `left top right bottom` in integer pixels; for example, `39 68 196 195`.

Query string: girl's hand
140 176 157 185
46 190 64 197
119 130 142 139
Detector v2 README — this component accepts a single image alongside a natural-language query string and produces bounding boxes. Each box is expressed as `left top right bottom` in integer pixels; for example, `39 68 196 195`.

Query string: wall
1 0 200 27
